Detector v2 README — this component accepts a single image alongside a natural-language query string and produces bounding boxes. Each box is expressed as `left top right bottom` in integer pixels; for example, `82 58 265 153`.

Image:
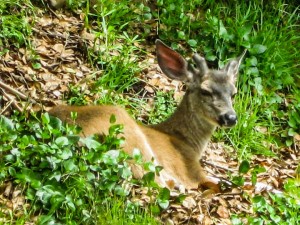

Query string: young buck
49 40 246 191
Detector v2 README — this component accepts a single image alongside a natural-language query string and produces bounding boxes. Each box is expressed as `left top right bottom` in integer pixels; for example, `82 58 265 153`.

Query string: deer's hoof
200 180 221 193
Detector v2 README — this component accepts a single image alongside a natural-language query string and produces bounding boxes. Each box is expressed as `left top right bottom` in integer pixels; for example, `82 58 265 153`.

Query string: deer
49 40 246 192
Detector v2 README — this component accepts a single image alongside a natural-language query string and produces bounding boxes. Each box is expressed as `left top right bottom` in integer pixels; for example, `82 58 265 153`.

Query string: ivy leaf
63 159 78 172
187 39 197 47
239 160 250 174
158 187 170 201
55 136 69 147
82 137 102 150
41 113 50 125
102 150 120 166
0 115 14 130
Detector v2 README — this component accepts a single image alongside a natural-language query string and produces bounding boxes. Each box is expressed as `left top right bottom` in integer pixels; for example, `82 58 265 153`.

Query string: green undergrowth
0 113 164 224
231 162 300 225
1 0 299 224
0 0 34 49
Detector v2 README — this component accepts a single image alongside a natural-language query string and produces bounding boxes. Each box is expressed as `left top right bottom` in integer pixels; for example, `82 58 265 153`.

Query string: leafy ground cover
0 0 299 224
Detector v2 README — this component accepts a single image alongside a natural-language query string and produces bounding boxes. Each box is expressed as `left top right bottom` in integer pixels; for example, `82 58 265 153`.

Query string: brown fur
49 40 246 190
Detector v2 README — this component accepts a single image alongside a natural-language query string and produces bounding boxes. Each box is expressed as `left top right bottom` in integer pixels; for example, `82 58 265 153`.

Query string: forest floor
0 5 299 225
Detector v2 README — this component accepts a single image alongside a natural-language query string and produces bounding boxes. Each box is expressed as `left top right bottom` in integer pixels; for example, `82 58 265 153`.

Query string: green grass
0 0 34 48
0 0 299 224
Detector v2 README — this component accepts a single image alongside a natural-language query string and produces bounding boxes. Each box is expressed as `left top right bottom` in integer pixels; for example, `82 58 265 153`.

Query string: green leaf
251 172 258 185
114 185 129 196
231 215 243 225
285 139 293 146
158 187 170 201
110 114 116 124
102 150 120 165
120 166 132 179
49 116 62 129
32 62 41 69
231 176 245 186
142 172 155 184
70 111 78 120
157 199 169 209
239 160 250 174
65 195 76 211
176 194 186 203
178 31 185 39
150 205 161 215
8 167 16 176
85 171 95 181
49 171 62 182
66 135 80 144
246 56 258 66
16 168 42 189
252 195 267 209
187 39 197 47
288 128 297 136
0 115 14 130
55 136 69 147
143 13 152 20
60 148 73 160
82 137 102 150
63 159 78 172
41 113 50 125
250 44 267 54
143 161 156 172
132 148 143 163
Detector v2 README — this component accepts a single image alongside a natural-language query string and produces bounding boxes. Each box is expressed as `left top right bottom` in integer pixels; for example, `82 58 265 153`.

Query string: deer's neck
151 91 216 157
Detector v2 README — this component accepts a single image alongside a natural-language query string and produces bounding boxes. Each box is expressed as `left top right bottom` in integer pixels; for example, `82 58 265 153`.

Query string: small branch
0 80 36 104
1 91 23 113
0 80 28 100
217 191 243 197
0 98 13 114
202 160 235 173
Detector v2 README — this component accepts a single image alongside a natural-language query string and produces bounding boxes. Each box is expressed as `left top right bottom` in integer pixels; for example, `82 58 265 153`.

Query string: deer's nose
219 113 237 127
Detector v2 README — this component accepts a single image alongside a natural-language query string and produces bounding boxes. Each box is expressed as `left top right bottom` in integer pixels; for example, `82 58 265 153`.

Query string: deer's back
49 105 201 188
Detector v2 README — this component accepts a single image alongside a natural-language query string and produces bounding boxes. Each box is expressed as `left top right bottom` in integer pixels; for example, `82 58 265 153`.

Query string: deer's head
156 40 246 127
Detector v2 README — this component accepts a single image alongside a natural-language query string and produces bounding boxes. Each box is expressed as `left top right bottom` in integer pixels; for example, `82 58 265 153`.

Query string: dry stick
0 98 13 114
0 80 36 104
202 160 235 173
1 91 23 113
217 191 243 197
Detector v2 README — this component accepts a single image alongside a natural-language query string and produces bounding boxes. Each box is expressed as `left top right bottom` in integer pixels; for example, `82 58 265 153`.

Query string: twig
1 91 23 113
217 191 243 197
202 160 235 173
0 80 36 104
0 98 13 114
0 80 27 100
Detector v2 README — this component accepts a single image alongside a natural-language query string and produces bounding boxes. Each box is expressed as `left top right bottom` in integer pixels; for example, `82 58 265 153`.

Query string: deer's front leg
197 165 221 193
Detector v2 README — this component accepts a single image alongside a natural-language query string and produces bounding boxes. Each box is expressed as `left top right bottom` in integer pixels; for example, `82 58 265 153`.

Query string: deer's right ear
225 49 247 82
156 40 193 82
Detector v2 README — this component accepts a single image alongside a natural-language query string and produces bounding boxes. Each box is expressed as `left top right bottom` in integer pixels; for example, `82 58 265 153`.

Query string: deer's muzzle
219 112 237 127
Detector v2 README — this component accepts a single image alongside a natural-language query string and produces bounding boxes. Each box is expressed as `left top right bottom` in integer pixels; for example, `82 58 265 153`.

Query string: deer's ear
156 40 193 82
225 50 247 82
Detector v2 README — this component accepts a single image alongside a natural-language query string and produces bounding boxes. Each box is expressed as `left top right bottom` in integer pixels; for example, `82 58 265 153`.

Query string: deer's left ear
225 50 247 82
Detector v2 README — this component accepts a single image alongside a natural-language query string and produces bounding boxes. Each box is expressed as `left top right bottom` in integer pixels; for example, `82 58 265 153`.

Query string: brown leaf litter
0 6 299 225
